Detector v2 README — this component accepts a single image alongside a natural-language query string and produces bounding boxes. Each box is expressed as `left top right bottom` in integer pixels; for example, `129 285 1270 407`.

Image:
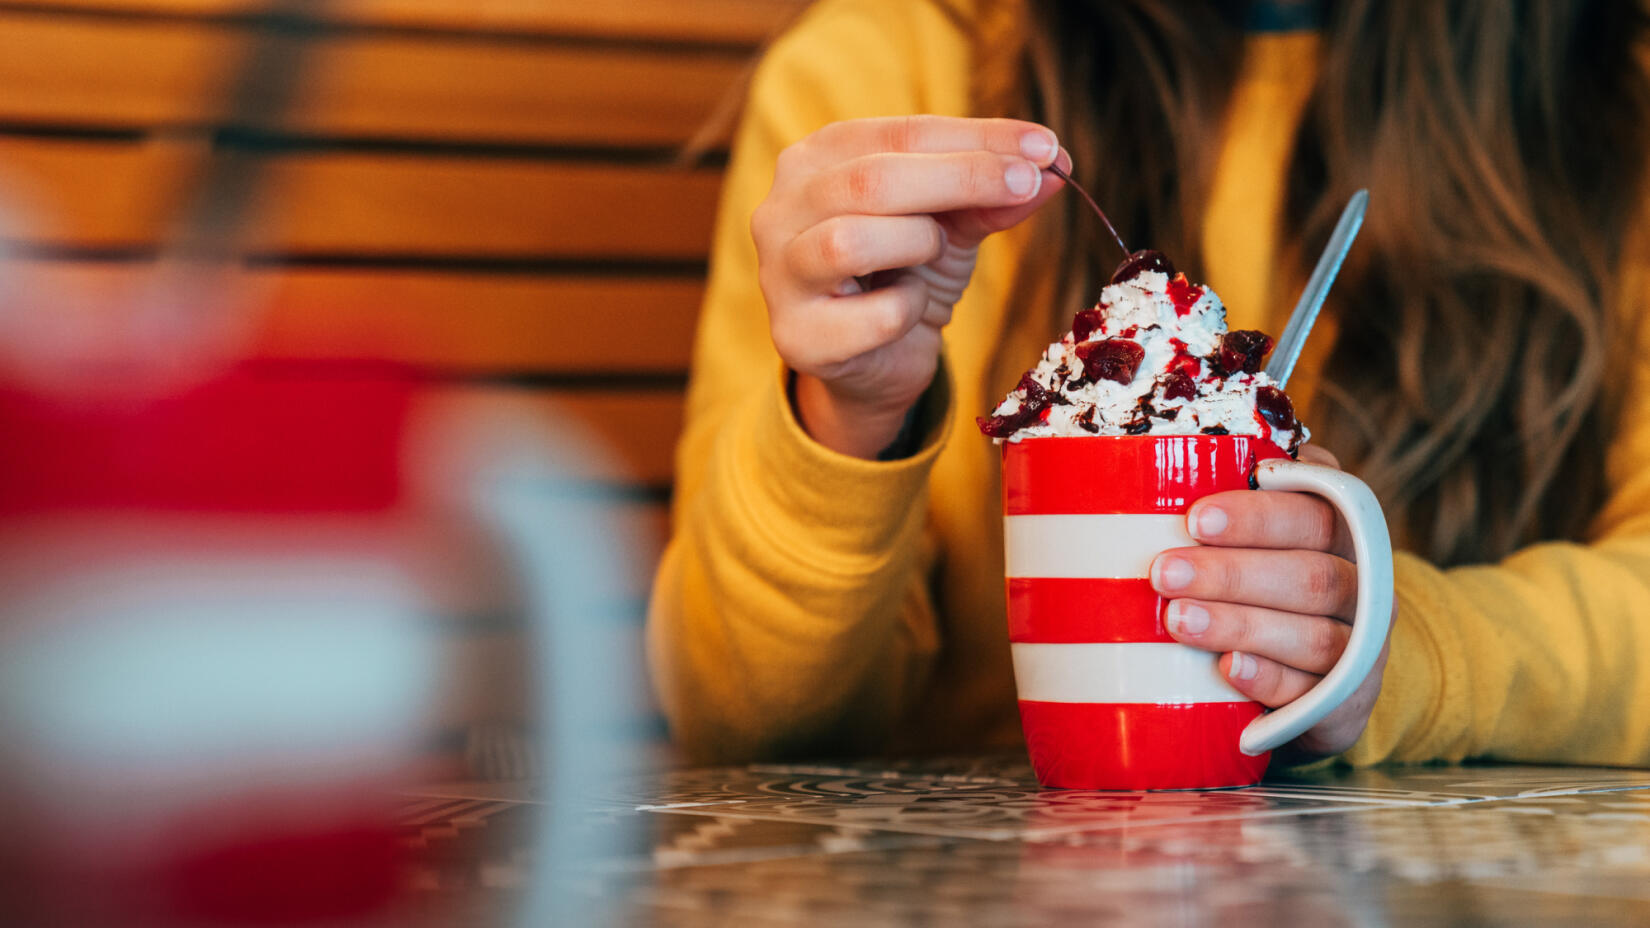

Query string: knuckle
1224 606 1257 648
1303 556 1346 606
961 153 989 196
1245 499 1275 543
920 219 946 261
769 322 803 368
1211 554 1244 598
1309 504 1339 550
843 161 883 208
775 139 807 177
1336 558 1360 610
884 115 918 153
1309 620 1348 663
816 218 857 274
871 295 911 342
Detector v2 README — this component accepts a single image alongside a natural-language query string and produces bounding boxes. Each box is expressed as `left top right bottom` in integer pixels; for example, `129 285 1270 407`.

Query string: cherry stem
1046 162 1129 259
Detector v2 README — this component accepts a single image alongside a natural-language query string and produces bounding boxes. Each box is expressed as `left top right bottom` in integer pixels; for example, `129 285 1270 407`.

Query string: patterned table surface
399 756 1650 926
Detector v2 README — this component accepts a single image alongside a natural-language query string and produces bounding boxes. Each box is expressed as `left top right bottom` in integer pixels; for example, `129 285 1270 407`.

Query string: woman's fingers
803 151 1047 227
946 148 1073 244
772 274 929 371
1187 489 1353 560
796 114 1059 169
784 215 947 291
1151 546 1359 620
1219 651 1320 709
1165 598 1350 676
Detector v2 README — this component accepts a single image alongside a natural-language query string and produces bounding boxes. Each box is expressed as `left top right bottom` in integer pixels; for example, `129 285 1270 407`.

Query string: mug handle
1237 459 1395 756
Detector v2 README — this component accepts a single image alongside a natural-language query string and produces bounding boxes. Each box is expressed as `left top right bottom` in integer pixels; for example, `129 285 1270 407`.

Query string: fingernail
1192 505 1228 540
1230 652 1258 681
1167 601 1210 636
1153 556 1194 592
1005 161 1040 197
1019 130 1057 162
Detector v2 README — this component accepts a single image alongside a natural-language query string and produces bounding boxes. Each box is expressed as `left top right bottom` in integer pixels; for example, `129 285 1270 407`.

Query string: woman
648 0 1650 766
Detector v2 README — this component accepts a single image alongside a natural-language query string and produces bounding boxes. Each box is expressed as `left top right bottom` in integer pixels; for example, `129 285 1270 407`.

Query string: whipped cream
978 258 1309 453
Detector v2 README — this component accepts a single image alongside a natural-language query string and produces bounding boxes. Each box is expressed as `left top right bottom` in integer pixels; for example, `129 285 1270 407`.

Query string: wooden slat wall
11 0 805 43
0 0 808 750
0 137 725 256
0 0 801 474
0 11 760 145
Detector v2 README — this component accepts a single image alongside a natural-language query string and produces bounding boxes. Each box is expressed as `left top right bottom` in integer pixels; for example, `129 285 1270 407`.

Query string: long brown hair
982 0 1650 566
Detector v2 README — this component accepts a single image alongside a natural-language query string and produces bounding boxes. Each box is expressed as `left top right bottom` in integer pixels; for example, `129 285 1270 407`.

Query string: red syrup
1167 274 1204 316
1165 339 1201 378
1075 339 1145 385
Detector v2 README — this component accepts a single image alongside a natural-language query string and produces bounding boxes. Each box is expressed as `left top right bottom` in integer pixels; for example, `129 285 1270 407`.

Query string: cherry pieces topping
1160 370 1197 401
1166 274 1204 317
1256 385 1297 432
1075 338 1145 385
1071 307 1106 342
975 373 1069 438
1214 329 1275 375
1110 249 1176 285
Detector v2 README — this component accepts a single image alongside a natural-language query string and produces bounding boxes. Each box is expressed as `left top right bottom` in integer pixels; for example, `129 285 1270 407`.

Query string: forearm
1346 533 1650 767
646 371 951 763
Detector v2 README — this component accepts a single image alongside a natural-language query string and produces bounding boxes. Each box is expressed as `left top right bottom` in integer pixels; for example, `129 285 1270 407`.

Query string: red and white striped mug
1002 435 1393 790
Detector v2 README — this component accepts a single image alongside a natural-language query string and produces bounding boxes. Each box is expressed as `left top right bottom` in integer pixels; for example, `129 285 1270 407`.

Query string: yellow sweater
648 0 1650 766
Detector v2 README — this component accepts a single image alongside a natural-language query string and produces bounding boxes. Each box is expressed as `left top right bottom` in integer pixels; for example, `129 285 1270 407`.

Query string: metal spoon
1265 189 1369 387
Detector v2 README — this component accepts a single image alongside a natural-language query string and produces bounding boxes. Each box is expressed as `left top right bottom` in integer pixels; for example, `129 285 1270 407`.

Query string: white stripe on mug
1004 514 1192 580
1010 642 1247 704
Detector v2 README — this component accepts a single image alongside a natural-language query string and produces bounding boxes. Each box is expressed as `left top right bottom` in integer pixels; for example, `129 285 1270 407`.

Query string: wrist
793 374 920 460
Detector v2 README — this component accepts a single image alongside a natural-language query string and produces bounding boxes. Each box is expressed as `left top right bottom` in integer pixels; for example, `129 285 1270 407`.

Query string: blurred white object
0 389 649 926
0 557 434 800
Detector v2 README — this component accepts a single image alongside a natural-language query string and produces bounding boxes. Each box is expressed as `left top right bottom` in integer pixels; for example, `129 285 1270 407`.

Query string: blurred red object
0 360 434 928
0 360 416 515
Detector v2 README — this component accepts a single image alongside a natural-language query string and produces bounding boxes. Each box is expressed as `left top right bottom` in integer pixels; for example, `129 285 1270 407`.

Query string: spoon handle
1265 189 1368 388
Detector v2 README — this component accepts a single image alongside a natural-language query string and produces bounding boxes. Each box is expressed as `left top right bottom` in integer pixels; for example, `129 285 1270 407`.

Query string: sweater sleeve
646 1 972 763
1344 252 1650 767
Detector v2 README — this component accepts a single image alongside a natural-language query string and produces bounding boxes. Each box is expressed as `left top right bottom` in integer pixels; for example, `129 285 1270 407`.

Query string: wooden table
399 755 1650 926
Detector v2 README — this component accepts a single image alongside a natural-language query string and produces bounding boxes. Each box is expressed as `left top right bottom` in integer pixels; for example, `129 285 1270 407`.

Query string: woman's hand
750 115 1069 458
1151 445 1393 759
